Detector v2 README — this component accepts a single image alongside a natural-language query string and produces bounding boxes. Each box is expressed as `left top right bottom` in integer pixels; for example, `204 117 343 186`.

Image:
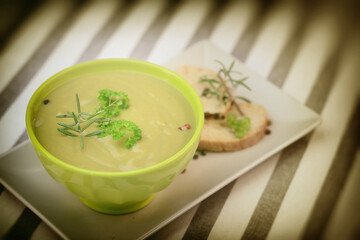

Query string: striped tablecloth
0 0 359 239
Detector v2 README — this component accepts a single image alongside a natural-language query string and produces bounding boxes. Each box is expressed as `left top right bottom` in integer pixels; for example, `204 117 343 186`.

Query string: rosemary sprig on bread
177 61 268 152
200 60 250 116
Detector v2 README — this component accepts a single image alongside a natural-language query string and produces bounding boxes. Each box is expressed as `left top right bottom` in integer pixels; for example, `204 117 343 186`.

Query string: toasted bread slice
177 65 231 116
198 103 268 152
177 65 268 152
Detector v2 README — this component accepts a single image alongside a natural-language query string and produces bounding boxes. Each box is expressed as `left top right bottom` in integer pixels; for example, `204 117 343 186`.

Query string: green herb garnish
226 114 251 138
200 60 251 116
98 120 142 149
56 94 108 149
96 89 130 118
56 90 141 149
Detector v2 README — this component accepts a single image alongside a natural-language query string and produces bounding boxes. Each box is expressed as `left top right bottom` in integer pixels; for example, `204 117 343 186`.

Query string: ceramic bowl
25 59 203 214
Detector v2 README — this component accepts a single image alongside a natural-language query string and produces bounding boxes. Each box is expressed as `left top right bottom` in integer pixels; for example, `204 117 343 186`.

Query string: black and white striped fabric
0 0 359 239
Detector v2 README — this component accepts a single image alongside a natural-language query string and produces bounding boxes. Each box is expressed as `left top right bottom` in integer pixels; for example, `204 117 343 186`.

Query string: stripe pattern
0 0 359 239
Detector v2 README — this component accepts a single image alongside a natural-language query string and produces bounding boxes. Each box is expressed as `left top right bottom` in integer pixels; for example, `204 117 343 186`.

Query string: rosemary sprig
56 91 141 149
200 60 251 116
56 93 108 149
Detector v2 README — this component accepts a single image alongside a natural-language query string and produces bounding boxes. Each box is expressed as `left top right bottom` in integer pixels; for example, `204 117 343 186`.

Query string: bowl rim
25 58 204 177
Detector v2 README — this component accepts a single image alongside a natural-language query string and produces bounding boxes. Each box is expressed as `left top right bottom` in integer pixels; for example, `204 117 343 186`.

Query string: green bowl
25 59 204 214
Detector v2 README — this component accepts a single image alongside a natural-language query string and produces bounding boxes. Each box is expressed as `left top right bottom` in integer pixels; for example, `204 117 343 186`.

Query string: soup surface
34 71 195 172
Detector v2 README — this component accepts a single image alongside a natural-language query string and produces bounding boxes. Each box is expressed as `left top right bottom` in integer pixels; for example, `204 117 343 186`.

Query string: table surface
0 0 359 239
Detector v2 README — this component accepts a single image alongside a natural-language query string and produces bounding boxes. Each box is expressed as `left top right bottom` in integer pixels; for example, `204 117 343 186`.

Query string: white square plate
0 41 320 239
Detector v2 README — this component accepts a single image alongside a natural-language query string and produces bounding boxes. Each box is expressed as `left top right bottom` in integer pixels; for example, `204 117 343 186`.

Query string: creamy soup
34 71 195 172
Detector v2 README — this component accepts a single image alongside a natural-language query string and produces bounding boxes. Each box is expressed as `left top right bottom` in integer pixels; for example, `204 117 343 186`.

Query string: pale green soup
34 71 195 172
